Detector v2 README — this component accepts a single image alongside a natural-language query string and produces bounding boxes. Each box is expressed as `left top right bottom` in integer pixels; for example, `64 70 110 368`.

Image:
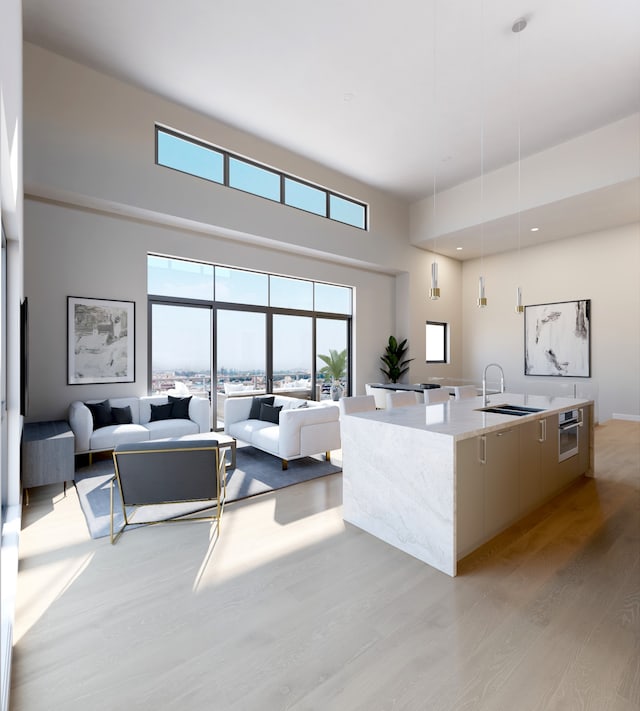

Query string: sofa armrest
68 401 92 452
189 397 210 432
224 396 254 432
278 403 340 458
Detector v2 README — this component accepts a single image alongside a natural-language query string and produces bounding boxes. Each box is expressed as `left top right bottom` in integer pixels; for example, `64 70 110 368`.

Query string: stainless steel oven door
558 418 580 462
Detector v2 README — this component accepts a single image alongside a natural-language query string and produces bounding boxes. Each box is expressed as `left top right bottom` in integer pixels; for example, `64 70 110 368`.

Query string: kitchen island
341 392 594 576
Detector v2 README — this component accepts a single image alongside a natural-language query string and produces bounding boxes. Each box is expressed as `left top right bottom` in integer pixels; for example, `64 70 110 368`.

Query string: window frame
425 320 448 364
155 125 368 230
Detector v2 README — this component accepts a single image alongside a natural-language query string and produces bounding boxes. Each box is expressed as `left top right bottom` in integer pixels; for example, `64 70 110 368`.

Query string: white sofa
69 395 210 457
224 394 341 469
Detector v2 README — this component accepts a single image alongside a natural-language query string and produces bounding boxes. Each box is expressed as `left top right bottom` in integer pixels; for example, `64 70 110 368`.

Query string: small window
228 157 281 202
314 283 352 315
270 275 313 310
284 177 327 216
214 266 268 306
156 129 224 184
329 194 367 229
426 321 448 363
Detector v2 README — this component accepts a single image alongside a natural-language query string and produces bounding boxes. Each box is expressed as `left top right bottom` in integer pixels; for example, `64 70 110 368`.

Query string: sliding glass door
148 256 352 429
316 317 349 400
272 314 313 398
150 302 212 424
215 309 266 426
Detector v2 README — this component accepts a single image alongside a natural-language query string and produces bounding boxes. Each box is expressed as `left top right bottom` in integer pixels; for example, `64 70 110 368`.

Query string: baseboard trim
612 413 640 422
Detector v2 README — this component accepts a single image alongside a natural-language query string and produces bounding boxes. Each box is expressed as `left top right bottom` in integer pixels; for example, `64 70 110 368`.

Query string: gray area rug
74 445 341 539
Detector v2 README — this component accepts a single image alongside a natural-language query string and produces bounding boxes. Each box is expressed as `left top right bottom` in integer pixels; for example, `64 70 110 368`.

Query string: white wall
1 2 24 709
460 223 640 422
24 198 398 420
23 43 411 273
22 42 464 419
22 41 638 424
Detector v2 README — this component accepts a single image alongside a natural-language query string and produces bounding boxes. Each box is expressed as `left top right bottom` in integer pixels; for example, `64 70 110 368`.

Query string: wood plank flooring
10 420 640 710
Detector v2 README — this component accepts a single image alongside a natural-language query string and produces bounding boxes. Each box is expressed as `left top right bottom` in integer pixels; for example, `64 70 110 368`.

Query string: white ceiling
22 0 640 258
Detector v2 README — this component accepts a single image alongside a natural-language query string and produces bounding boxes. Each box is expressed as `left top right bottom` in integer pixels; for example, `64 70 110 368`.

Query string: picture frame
524 299 591 377
68 296 135 385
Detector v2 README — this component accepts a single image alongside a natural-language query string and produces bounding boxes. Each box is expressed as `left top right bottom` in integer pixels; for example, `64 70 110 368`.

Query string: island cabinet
456 427 519 556
457 406 594 560
520 414 558 512
342 392 594 577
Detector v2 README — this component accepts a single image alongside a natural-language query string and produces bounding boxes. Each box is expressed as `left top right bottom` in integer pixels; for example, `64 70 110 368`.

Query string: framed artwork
524 299 590 377
68 296 135 384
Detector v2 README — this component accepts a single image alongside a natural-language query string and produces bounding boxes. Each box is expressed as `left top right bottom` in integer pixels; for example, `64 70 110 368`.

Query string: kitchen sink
475 404 545 416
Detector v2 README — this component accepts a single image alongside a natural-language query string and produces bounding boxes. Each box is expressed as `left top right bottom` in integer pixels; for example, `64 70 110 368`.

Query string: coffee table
175 432 236 470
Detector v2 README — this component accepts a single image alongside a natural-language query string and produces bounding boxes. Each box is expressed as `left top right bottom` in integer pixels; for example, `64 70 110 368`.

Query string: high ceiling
22 0 640 256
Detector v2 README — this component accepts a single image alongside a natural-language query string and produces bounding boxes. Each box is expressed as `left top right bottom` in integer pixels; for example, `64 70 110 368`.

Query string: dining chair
386 390 420 409
365 384 389 409
454 385 477 400
423 388 450 404
339 395 376 415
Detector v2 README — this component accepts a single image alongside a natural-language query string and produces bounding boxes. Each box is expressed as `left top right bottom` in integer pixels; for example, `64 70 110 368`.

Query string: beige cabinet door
519 418 542 514
484 427 520 538
577 404 592 475
456 436 485 558
540 413 561 499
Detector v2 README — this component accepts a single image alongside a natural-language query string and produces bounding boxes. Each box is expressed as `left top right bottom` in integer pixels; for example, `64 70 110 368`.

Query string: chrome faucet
483 363 505 406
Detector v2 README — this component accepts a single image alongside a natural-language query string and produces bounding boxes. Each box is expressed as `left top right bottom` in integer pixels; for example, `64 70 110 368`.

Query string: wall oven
558 408 582 462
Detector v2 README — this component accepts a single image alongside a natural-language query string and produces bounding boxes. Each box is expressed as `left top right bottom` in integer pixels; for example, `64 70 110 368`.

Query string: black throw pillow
150 402 173 422
111 405 133 425
85 400 112 430
259 403 282 424
169 395 192 419
249 395 274 419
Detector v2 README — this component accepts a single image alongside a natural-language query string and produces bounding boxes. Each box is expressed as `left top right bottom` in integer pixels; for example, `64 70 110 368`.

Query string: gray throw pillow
169 395 192 419
150 402 173 422
111 405 133 425
249 395 274 419
85 400 112 430
259 403 282 424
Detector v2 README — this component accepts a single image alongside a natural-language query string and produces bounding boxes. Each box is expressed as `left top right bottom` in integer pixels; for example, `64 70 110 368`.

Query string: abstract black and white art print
524 300 591 377
68 296 135 384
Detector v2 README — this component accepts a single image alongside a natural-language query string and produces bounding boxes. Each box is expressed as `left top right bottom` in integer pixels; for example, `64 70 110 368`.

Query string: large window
148 256 353 428
155 126 368 230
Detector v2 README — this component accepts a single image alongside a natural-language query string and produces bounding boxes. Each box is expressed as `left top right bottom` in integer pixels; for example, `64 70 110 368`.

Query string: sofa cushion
259 403 282 423
168 395 192 419
85 400 112 429
251 425 281 456
249 395 274 419
146 419 199 439
150 403 173 421
90 424 150 451
111 405 133 425
226 419 274 443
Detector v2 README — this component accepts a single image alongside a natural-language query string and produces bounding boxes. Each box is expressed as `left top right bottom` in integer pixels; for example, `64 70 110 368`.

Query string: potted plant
380 335 413 383
318 348 347 400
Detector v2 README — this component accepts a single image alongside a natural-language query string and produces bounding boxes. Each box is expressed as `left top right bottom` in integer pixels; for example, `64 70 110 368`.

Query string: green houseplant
318 348 347 400
380 335 413 383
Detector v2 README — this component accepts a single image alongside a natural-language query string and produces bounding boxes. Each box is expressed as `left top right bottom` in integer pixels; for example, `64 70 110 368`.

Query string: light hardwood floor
10 421 640 710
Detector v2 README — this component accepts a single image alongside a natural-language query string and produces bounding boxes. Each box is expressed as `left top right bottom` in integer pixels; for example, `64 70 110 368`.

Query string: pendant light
513 17 527 313
429 0 441 300
477 0 487 308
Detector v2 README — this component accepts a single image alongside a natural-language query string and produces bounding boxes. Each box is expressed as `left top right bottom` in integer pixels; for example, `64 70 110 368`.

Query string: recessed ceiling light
530 227 539 232
456 246 463 251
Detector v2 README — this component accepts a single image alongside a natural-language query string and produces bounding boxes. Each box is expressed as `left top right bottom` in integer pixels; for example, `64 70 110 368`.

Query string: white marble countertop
347 392 594 442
